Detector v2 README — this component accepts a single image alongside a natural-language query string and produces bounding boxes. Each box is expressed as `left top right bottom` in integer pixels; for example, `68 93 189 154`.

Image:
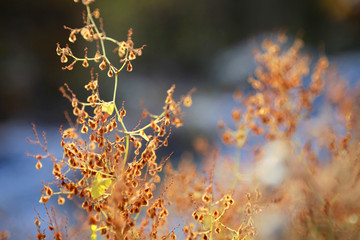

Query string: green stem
122 134 130 170
113 74 118 103
103 36 119 44
115 106 127 132
86 5 106 57
125 112 166 135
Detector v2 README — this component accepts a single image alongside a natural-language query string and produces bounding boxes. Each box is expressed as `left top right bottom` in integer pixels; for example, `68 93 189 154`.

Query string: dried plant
27 0 193 239
24 1 360 240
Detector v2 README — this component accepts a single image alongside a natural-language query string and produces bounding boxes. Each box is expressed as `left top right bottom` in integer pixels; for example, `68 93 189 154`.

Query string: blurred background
1 0 360 238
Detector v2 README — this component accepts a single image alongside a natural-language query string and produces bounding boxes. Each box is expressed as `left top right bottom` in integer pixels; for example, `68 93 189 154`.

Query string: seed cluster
220 35 328 146
27 0 193 239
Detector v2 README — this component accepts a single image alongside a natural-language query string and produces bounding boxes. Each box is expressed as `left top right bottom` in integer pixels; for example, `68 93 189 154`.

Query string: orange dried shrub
25 0 360 238
27 0 193 239
221 35 328 147
164 140 265 239
227 37 360 240
164 35 360 240
279 72 360 240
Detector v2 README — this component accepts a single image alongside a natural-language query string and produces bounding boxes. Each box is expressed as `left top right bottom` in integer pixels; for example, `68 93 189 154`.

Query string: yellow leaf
91 224 97 240
91 233 97 240
90 173 113 199
91 224 97 232
101 102 115 115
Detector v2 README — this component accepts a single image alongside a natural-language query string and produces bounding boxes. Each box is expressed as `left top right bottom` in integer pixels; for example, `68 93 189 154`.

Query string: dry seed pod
94 51 101 62
69 30 79 43
58 196 65 205
82 58 89 67
99 59 106 70
183 95 192 107
56 44 62 56
107 67 114 77
36 160 43 170
129 51 136 60
93 8 100 18
127 62 133 72
60 53 68 63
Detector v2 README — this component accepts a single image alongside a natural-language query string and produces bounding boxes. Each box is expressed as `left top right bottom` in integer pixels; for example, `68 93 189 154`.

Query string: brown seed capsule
160 209 169 218
100 228 107 236
94 204 101 212
129 51 136 60
107 67 114 77
135 48 143 56
82 200 89 209
87 204 93 213
80 27 93 41
183 95 192 107
222 131 232 145
127 62 133 72
60 53 68 63
231 109 241 122
81 125 88 134
192 210 198 220
93 8 100 18
94 51 102 63
73 107 80 116
154 174 161 183
88 119 97 130
213 209 219 218
246 206 252 215
88 215 97 225
120 109 126 118
202 193 211 203
118 47 126 58
39 195 50 204
99 60 106 70
45 186 53 196
69 31 77 43
58 196 65 205
56 44 62 56
36 160 43 170
246 192 251 200
82 58 89 68
34 218 41 226
135 169 141 177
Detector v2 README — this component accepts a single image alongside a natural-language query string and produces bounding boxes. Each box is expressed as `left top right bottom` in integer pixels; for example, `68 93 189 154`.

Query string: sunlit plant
23 1 360 240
